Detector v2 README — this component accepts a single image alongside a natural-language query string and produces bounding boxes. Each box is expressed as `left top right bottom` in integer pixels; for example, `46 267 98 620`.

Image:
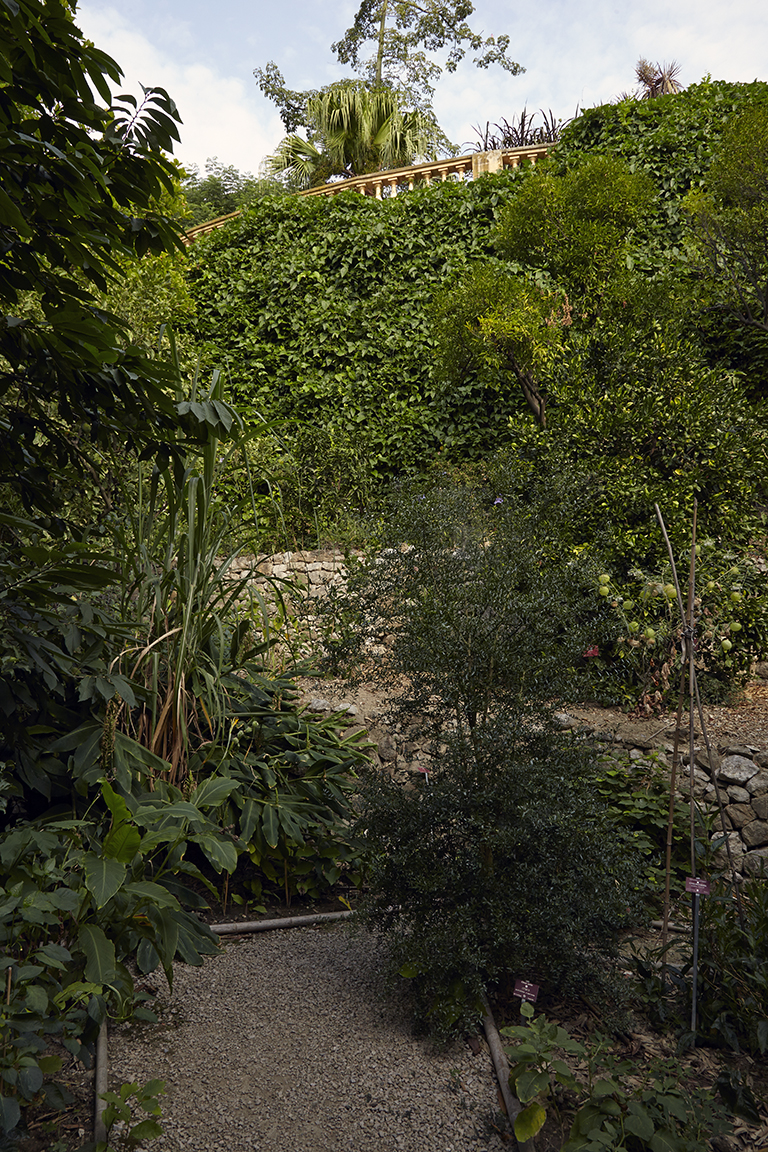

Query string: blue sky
75 0 768 176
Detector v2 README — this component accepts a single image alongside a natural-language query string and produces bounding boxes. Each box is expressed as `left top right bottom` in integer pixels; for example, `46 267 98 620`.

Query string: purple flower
494 496 503 505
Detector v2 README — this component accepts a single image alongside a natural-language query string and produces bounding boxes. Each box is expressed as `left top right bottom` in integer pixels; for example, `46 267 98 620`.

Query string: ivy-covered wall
186 79 768 480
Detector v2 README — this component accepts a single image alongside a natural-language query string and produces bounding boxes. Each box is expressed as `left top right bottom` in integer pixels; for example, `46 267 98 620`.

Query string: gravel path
109 923 509 1152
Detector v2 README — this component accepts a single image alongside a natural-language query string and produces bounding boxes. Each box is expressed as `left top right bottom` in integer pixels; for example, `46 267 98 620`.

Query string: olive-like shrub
326 479 641 1034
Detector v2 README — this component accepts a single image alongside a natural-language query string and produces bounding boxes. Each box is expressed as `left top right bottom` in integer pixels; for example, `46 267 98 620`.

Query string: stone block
718 755 759 786
724 744 756 758
726 785 751 804
724 803 756 829
711 831 744 867
741 847 768 876
742 820 768 849
753 794 768 821
694 748 720 772
747 771 768 796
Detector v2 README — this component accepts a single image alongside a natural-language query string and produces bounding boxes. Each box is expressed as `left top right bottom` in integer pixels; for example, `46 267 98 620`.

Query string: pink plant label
685 877 711 895
513 980 539 1002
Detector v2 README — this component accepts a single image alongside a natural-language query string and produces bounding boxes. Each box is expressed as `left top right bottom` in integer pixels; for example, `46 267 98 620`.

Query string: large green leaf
262 803 279 849
83 854 126 908
625 1103 655 1142
191 832 238 874
77 924 116 984
147 904 179 967
0 1095 20 1135
514 1102 547 1143
190 776 239 810
102 822 141 863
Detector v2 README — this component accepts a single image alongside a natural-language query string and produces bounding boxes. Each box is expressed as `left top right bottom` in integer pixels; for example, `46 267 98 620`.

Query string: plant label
685 877 711 895
513 980 539 1002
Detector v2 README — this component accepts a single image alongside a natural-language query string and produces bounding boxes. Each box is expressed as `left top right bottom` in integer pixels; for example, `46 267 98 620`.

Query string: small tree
329 479 638 1034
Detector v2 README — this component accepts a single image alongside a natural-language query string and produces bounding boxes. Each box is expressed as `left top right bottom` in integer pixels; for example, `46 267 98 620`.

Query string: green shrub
357 721 641 1036
326 479 640 1034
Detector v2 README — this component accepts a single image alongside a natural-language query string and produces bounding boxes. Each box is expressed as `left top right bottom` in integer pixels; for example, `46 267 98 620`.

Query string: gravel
108 924 509 1152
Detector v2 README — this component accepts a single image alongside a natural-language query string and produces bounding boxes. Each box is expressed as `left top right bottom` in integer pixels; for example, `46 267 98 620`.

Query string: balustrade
183 144 551 242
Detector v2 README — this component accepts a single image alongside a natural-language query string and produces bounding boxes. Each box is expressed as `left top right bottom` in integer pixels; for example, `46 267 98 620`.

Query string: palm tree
267 81 435 189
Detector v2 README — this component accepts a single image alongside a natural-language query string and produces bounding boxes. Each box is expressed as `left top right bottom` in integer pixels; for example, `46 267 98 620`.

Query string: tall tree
255 1 523 160
332 0 523 113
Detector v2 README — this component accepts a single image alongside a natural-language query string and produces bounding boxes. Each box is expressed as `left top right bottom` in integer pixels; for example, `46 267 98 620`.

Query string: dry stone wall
580 726 768 879
227 550 768 880
227 548 361 600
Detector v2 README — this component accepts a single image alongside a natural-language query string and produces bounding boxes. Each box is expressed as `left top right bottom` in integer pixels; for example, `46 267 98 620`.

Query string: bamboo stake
661 671 686 955
480 993 533 1151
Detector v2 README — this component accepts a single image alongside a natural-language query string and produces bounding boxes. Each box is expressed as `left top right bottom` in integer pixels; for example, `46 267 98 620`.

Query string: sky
75 0 768 177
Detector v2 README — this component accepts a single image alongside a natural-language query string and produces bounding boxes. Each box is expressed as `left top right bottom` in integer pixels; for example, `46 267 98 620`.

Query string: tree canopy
255 1 523 167
332 0 523 112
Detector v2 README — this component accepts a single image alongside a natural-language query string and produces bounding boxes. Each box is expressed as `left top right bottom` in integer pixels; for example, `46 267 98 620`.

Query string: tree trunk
375 0 389 87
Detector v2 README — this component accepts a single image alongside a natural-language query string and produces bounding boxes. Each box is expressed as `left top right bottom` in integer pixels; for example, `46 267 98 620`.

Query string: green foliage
487 330 768 572
594 548 768 703
502 1001 735 1151
592 752 690 891
182 157 284 226
267 82 438 188
334 481 639 1034
359 730 637 1036
685 104 768 395
433 262 568 427
556 78 768 261
186 168 534 487
95 1078 165 1151
218 425 377 550
692 877 768 1057
631 876 768 1061
0 783 228 1132
493 154 656 315
0 7 368 1136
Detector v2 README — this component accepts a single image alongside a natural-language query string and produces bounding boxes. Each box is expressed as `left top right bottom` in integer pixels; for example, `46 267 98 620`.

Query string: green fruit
730 591 742 603
728 566 740 577
663 583 676 600
628 621 640 633
598 574 611 585
598 586 609 597
644 627 656 640
721 638 733 652
705 581 715 592
623 600 635 612
729 621 742 632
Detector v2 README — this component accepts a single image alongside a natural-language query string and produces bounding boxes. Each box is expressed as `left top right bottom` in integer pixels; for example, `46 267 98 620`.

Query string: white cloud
76 0 768 173
76 5 285 173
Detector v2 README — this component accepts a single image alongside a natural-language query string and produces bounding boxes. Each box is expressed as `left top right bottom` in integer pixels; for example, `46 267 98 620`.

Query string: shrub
328 479 641 1034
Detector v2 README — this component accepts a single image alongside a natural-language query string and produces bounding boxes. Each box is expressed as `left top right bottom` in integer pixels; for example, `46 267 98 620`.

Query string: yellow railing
183 144 551 243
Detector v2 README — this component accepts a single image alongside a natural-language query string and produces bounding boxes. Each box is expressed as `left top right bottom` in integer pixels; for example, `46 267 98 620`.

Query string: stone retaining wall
583 728 768 879
227 549 359 600
305 692 768 882
228 549 768 879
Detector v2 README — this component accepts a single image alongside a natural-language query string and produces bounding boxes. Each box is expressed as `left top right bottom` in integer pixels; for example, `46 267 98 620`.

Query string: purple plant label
513 980 540 1002
685 877 711 895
